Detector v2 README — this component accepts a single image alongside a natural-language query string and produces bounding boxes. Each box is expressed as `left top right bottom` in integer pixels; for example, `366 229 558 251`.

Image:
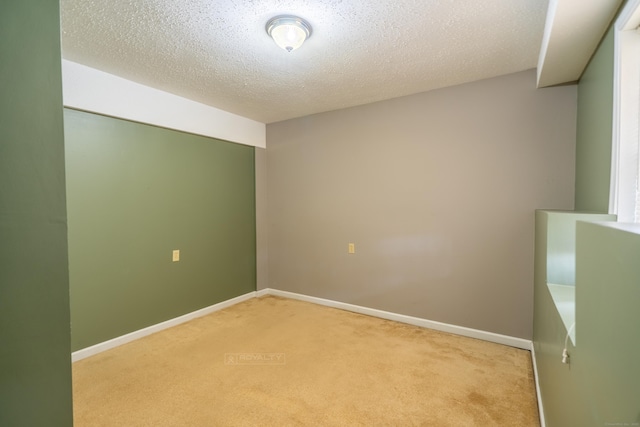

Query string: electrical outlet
172 249 180 262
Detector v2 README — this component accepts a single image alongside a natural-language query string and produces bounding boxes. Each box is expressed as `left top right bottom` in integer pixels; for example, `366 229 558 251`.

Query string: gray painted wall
266 69 577 339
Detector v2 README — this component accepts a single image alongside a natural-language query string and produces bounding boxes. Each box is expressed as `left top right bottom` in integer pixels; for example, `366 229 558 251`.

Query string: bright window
612 0 640 222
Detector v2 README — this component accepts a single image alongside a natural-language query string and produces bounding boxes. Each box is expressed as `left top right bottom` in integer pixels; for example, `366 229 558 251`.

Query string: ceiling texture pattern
61 0 549 123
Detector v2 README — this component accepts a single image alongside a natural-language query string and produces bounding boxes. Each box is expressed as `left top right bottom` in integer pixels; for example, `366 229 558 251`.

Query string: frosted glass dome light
266 15 312 52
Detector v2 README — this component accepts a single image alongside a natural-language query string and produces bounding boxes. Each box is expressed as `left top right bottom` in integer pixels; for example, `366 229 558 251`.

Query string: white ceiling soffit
61 0 548 124
537 0 623 88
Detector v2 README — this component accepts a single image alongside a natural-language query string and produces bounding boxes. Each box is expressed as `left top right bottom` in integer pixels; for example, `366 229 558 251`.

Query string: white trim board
255 288 270 298
530 342 547 427
72 287 533 362
61 60 266 148
71 291 256 362
260 288 532 350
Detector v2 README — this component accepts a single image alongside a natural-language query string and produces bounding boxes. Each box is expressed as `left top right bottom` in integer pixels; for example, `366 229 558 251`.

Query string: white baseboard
71 291 256 362
255 288 270 298
260 288 533 350
530 341 546 427
73 287 534 363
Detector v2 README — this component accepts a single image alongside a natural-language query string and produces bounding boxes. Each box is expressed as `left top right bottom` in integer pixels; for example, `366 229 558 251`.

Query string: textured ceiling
61 0 549 124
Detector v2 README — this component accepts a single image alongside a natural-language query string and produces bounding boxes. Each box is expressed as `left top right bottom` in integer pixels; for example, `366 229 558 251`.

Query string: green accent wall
533 211 616 426
534 9 640 424
576 221 640 425
0 1 73 426
574 26 615 212
65 109 256 351
535 216 640 426
533 212 589 427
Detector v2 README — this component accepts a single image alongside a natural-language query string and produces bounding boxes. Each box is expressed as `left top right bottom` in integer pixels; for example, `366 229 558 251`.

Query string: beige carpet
73 296 540 426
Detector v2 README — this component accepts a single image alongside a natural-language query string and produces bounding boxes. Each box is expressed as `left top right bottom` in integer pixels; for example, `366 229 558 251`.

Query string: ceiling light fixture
266 15 312 52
